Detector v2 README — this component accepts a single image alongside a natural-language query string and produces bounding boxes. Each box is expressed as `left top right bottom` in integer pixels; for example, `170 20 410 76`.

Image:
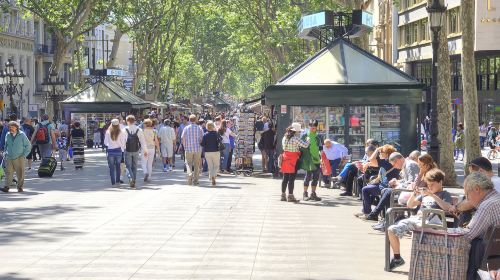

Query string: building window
447 7 460 34
476 56 500 91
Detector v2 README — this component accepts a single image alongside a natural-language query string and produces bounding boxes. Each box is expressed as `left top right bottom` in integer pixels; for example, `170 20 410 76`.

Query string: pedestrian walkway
0 150 409 280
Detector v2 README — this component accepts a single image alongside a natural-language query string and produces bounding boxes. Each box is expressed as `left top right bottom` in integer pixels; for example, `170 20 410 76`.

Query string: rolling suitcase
38 157 57 178
409 209 470 280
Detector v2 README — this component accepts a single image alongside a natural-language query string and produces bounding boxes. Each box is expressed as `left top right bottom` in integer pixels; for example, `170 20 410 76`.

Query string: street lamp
0 59 26 118
427 0 446 164
41 72 65 121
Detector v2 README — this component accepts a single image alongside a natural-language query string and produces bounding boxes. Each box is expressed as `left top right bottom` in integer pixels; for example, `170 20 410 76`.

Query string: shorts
59 149 68 161
388 216 420 238
160 143 174 158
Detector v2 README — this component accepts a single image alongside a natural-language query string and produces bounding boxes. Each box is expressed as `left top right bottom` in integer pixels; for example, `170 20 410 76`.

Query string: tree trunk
461 0 481 170
51 35 69 76
436 12 457 186
107 28 123 68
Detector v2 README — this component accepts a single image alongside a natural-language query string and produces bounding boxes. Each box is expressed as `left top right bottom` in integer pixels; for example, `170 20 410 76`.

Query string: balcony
35 44 55 55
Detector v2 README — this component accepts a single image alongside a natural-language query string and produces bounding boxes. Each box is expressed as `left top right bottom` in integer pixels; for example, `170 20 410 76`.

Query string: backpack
35 124 50 144
125 128 141 152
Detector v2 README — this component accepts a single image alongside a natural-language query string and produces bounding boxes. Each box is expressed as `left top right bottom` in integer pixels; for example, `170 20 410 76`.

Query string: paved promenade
0 150 411 280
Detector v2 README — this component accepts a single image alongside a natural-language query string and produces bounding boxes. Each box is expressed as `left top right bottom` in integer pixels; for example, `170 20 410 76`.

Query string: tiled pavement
0 150 410 280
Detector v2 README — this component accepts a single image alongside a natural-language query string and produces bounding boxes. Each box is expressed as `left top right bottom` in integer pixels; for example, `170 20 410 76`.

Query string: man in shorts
158 119 176 172
387 168 452 270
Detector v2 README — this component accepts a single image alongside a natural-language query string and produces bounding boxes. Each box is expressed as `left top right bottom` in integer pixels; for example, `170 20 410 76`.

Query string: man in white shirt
158 119 176 172
322 138 348 179
123 115 148 188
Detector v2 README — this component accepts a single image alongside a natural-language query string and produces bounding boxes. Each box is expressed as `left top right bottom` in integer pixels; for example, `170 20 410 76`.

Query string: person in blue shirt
0 114 17 152
1 121 31 193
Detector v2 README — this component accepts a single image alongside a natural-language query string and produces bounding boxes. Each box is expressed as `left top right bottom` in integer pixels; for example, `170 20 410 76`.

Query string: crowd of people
279 119 499 279
0 110 243 192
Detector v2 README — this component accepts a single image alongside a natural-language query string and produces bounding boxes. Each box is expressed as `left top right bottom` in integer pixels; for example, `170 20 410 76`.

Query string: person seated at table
322 138 348 184
446 172 500 280
386 168 453 271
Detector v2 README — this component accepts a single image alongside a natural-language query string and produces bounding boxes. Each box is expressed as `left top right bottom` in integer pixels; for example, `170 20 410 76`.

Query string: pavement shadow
0 205 87 245
0 273 32 280
0 191 42 202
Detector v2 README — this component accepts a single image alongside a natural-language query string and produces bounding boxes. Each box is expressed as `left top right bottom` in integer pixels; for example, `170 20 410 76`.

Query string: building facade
0 2 36 119
395 0 500 126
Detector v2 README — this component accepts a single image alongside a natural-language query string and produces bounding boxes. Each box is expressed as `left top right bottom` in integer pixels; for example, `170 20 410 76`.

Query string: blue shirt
0 125 8 151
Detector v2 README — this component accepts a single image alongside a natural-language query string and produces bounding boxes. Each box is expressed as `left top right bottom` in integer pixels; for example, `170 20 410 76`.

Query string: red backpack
35 124 50 144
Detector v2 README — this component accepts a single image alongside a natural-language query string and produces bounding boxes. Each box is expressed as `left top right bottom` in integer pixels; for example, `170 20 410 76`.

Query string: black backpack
125 128 141 152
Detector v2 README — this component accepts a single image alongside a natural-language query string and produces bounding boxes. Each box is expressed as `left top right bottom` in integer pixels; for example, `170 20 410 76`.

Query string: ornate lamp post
41 72 65 121
0 59 26 117
427 0 446 163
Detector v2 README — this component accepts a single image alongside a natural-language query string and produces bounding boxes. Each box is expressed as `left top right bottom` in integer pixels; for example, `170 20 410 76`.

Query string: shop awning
150 101 168 108
264 38 424 106
61 80 149 112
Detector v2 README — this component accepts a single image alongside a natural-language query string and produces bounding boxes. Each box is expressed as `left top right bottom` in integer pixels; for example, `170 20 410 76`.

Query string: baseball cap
469 157 492 172
111 119 120 126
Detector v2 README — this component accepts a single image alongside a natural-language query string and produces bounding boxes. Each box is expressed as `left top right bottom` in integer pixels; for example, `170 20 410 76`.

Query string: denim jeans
107 154 121 185
124 151 139 181
329 158 342 177
362 184 382 214
38 143 52 159
370 187 392 216
265 149 275 173
220 143 230 171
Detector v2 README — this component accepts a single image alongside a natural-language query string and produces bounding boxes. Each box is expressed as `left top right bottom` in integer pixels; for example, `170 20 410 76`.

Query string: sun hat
111 119 120 126
290 122 302 132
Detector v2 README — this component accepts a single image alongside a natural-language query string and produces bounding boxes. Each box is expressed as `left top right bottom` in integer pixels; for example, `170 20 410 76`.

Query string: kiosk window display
291 105 401 159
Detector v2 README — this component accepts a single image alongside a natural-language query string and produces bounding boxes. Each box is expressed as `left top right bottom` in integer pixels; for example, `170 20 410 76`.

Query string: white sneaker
169 166 173 172
163 167 168 172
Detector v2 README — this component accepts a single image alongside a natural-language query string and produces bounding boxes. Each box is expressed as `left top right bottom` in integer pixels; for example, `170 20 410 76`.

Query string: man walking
181 114 204 185
1 121 31 193
158 119 176 172
123 115 147 188
31 114 57 159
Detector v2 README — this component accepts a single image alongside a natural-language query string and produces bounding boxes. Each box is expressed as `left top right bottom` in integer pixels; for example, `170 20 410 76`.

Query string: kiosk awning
264 38 424 105
61 80 149 112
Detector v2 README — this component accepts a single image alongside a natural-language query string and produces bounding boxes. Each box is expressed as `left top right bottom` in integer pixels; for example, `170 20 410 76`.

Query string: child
56 132 69 171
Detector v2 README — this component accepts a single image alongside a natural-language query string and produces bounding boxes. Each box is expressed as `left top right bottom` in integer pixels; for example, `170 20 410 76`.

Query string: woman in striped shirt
280 122 309 202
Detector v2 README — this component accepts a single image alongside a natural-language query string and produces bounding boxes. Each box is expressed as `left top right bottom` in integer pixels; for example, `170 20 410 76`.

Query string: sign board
352 10 374 29
123 79 133 91
106 69 126 77
298 11 334 39
28 104 38 112
475 0 500 50
280 105 287 114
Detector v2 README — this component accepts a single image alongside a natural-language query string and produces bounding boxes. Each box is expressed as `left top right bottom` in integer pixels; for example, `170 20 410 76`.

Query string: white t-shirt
158 126 175 145
222 128 231 144
491 176 500 192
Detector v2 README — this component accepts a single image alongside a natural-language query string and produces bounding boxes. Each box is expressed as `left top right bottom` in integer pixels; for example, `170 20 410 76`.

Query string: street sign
352 10 374 29
106 69 126 76
298 11 334 39
280 105 287 114
28 104 38 112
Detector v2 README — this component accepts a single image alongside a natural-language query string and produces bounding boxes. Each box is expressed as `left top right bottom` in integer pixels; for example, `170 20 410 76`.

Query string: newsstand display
235 111 256 176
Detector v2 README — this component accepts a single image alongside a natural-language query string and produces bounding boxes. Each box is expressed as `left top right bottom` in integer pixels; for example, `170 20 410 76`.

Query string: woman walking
454 123 465 161
218 120 237 174
70 122 85 169
201 121 221 186
104 119 127 186
141 119 160 182
280 123 309 202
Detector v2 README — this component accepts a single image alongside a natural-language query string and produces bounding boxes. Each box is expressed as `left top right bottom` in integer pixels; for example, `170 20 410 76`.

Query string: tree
19 0 115 75
434 8 457 186
461 0 481 168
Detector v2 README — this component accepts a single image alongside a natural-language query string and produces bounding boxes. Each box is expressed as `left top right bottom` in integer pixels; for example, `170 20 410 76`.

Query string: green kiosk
264 38 425 158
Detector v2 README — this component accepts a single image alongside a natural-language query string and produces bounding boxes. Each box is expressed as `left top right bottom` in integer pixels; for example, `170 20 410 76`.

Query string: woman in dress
71 122 85 169
280 123 309 202
141 119 159 182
